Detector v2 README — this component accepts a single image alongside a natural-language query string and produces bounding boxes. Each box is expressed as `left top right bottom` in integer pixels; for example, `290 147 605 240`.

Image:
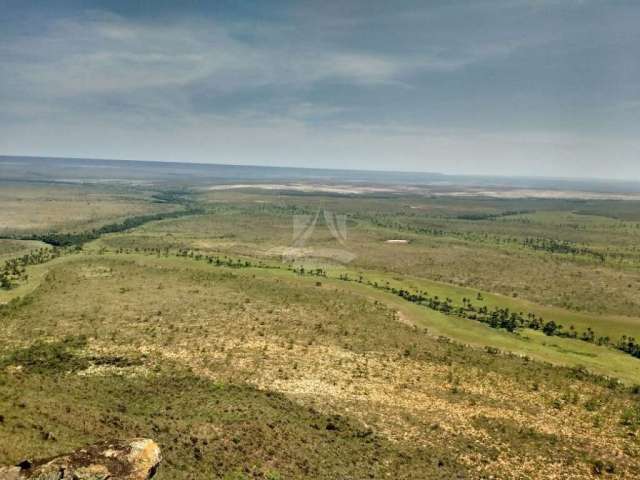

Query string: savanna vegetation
2 177 640 479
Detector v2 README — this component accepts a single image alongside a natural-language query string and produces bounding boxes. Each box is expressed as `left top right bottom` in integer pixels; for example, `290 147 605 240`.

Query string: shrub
0 335 88 373
620 405 640 428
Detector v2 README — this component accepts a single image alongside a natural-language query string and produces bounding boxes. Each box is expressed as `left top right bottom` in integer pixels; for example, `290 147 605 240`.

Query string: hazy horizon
5 155 640 193
1 1 639 180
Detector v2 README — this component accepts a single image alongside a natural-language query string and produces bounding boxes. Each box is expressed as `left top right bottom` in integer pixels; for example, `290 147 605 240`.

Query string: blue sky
1 0 639 178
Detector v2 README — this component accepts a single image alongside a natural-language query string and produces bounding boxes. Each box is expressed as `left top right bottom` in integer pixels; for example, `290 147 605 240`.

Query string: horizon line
1 153 638 185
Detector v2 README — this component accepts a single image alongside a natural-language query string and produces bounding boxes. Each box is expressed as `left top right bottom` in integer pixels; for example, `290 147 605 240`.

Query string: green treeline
0 247 71 289
522 237 605 262
110 247 640 361
1 207 201 247
4 239 639 362
1 201 201 289
332 273 640 361
364 214 613 264
455 210 533 220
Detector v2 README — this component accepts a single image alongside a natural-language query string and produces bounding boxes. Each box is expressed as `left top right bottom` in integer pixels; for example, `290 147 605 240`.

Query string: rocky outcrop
0 438 161 480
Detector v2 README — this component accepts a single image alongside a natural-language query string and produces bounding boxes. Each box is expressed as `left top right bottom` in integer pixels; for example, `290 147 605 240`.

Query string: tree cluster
522 237 605 262
455 210 533 221
3 208 202 247
331 272 640 360
0 247 66 290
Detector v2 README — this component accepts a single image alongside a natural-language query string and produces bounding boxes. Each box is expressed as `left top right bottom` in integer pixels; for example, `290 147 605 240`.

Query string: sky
1 0 639 179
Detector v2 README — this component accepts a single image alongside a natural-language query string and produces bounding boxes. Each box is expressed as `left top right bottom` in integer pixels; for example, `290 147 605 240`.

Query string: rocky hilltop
0 438 161 480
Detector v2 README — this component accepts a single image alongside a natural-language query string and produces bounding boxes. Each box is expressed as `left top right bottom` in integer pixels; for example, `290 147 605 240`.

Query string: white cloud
2 3 638 179
1 11 525 103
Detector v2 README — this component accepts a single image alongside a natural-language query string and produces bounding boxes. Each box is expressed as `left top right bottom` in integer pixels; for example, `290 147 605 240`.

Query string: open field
2 162 640 479
2 0 640 474
2 253 640 479
7 250 640 384
82 189 640 379
0 239 50 260
95 192 640 317
0 181 178 234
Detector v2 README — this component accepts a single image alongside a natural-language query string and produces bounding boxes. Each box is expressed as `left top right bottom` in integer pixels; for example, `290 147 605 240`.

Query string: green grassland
2 182 640 478
334 269 640 345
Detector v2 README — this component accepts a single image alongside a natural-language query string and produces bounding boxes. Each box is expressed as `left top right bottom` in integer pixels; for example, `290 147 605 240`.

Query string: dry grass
99 197 640 317
0 239 49 260
0 182 172 234
2 255 639 478
3 184 640 478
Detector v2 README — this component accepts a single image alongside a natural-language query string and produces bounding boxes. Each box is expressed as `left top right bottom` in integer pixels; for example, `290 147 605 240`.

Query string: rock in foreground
0 438 161 480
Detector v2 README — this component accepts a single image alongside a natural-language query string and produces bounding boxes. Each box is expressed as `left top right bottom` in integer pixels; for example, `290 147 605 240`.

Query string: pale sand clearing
437 189 640 200
207 183 640 200
207 183 399 194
